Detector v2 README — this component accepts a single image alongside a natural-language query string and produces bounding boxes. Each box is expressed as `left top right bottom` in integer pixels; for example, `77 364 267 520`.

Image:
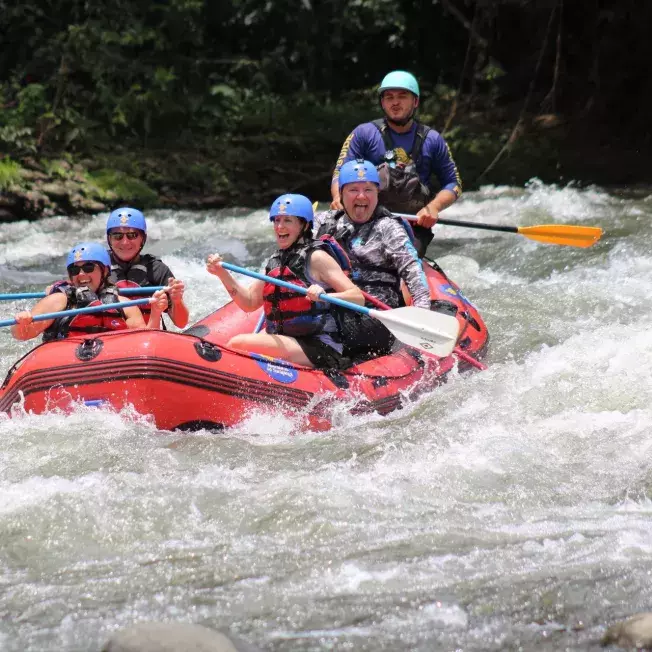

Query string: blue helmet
378 70 420 98
107 207 147 233
269 194 314 223
338 160 380 189
66 242 111 270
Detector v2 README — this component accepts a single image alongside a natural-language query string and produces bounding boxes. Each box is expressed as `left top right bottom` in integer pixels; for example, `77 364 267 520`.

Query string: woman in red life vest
206 194 364 370
11 242 168 341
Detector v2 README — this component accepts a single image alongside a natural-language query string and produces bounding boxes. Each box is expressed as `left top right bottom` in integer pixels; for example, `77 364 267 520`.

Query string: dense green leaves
0 1 650 158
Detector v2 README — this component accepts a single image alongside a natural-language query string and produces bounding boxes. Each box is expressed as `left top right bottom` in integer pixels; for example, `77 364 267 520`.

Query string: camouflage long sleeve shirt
314 206 431 309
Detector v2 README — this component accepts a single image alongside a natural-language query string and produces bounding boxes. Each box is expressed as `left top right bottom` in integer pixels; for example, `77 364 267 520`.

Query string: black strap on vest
264 243 331 332
111 260 151 286
42 286 126 342
331 210 402 293
111 255 170 329
372 118 431 167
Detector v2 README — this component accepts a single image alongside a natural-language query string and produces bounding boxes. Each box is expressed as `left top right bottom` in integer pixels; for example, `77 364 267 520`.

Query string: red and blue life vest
42 286 128 342
263 239 348 338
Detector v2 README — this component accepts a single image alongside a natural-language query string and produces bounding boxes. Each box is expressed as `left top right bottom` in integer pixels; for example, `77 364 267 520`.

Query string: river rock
21 156 45 171
40 182 69 200
602 612 652 649
77 197 107 212
102 622 263 652
24 190 54 210
0 193 20 209
0 207 17 222
20 169 49 181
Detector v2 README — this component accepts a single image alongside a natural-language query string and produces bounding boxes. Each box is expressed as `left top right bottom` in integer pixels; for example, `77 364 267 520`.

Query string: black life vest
42 286 128 342
372 118 433 213
110 253 159 287
111 254 159 324
263 240 341 338
329 207 418 301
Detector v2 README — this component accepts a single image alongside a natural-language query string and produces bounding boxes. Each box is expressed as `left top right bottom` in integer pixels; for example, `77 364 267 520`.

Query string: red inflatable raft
0 262 488 431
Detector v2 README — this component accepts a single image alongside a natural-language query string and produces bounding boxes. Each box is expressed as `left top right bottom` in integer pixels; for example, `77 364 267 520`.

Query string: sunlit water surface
1 180 651 651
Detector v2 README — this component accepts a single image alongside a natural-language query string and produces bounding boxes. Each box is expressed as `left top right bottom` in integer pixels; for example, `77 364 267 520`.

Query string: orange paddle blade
517 224 603 248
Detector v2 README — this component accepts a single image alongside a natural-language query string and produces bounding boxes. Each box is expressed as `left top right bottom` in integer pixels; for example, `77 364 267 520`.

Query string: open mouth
277 233 291 244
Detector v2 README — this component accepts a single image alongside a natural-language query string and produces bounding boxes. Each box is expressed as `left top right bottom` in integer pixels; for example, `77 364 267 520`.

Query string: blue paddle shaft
0 287 164 301
220 262 371 316
0 298 152 328
0 292 48 300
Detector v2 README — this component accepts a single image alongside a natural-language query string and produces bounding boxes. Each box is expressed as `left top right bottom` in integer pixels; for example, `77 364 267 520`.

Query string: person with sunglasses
12 243 168 341
106 207 189 328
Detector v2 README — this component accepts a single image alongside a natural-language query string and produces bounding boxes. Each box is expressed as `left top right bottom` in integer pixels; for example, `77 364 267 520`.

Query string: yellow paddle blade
517 224 603 248
312 201 319 211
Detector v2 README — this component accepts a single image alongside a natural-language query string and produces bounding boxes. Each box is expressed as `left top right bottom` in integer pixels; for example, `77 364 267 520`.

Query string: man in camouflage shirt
314 159 430 358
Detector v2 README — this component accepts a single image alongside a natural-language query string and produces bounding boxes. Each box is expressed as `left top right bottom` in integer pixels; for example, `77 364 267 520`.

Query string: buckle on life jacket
383 149 397 168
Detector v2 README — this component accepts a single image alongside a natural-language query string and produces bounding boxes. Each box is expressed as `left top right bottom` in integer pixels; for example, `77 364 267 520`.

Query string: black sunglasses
68 262 98 276
109 231 141 241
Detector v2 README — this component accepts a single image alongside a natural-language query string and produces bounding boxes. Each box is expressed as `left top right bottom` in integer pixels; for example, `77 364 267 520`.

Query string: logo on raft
439 284 475 307
252 354 299 384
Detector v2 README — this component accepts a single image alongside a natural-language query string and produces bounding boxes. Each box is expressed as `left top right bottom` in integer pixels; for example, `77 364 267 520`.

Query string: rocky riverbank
2 111 650 223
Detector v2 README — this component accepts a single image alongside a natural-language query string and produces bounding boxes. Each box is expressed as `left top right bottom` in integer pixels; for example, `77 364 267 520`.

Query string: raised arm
165 278 189 328
206 254 264 312
416 132 462 228
307 250 365 306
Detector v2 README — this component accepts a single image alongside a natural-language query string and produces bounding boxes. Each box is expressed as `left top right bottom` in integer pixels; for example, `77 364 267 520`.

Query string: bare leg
227 333 314 367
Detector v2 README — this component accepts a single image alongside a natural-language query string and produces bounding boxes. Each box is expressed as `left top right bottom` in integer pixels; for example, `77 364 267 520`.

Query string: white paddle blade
370 307 460 357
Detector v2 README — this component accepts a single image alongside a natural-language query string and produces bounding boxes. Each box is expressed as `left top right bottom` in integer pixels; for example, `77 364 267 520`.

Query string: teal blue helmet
378 70 420 98
269 194 314 223
338 160 380 189
66 242 111 270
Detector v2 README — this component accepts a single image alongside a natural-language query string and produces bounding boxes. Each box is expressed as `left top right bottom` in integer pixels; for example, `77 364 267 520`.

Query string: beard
385 108 415 127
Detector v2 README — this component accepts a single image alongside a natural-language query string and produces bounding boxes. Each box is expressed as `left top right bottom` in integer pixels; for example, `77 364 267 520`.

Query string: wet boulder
102 622 263 652
602 612 652 649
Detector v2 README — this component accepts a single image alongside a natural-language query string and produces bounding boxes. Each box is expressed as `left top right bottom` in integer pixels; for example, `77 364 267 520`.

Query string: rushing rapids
1 180 651 651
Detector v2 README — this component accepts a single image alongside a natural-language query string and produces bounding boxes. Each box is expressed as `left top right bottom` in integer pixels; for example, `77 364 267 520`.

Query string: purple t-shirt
333 120 462 197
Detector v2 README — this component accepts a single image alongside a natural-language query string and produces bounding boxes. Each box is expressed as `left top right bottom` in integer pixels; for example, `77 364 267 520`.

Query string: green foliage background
1 0 650 205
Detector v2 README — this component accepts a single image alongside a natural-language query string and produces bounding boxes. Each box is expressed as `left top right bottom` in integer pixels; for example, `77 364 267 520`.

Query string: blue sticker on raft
439 284 476 307
252 354 299 384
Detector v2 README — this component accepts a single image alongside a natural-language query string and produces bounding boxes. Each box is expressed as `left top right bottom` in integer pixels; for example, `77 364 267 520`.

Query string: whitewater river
1 180 651 651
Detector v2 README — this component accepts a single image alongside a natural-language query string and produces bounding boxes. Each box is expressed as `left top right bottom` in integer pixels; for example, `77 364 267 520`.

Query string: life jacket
326 206 417 304
111 253 159 324
42 286 128 342
372 118 433 213
317 234 352 274
110 253 159 287
263 240 340 338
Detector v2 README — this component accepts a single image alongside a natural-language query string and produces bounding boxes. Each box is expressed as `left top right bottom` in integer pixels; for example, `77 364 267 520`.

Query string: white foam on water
2 183 652 651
